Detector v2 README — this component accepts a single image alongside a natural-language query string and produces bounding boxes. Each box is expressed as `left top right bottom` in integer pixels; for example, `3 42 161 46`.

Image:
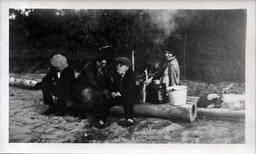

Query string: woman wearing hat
147 50 180 87
145 50 180 103
41 54 75 115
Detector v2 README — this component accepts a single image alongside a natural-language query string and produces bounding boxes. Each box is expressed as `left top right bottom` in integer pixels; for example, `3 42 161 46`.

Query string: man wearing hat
41 54 75 115
96 57 136 128
72 56 112 111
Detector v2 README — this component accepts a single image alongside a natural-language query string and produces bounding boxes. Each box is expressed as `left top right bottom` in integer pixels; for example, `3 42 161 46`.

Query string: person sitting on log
96 57 137 128
41 54 75 115
72 56 113 115
144 49 180 103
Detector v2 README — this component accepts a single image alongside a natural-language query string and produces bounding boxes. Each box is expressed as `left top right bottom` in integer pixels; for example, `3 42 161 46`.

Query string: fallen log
9 77 41 89
197 108 245 120
187 96 245 120
111 103 197 122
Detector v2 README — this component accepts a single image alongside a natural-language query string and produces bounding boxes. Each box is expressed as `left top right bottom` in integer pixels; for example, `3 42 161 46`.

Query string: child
41 54 75 115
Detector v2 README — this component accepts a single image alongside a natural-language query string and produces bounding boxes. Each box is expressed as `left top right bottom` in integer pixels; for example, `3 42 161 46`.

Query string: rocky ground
9 73 245 143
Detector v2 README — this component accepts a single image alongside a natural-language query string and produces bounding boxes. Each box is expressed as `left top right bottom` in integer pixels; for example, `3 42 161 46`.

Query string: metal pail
166 86 187 105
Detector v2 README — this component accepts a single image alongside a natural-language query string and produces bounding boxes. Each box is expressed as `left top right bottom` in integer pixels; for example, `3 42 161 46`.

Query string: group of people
40 49 180 128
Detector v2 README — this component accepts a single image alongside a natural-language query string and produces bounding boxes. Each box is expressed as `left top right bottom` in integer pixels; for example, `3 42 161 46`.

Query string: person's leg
146 84 158 104
96 98 114 122
123 101 134 120
90 89 106 120
95 96 121 128
41 80 57 114
122 98 135 127
54 97 67 116
54 87 73 116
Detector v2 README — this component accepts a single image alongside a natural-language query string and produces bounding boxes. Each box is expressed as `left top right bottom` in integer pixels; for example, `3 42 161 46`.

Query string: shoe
95 120 105 129
43 106 57 115
54 110 66 116
126 118 134 126
54 105 67 116
55 108 67 116
120 118 134 127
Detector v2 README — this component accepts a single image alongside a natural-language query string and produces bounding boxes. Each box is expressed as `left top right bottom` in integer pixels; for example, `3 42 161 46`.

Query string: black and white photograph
0 0 255 153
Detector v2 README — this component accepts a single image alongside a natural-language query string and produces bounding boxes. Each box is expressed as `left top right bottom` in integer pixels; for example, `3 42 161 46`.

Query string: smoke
146 10 179 37
140 10 188 46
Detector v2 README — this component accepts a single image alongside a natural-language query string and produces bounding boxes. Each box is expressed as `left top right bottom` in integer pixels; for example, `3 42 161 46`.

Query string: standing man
96 57 136 128
41 54 75 115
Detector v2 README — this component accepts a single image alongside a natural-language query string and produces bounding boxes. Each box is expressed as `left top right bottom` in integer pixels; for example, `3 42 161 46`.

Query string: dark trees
9 9 246 82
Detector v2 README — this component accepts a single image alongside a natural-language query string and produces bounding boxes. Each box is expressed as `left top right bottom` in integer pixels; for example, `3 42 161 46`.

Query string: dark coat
74 61 112 98
110 68 136 118
111 69 136 100
42 66 75 102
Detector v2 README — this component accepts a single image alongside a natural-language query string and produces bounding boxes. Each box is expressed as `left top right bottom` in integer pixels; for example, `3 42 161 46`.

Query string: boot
43 105 57 115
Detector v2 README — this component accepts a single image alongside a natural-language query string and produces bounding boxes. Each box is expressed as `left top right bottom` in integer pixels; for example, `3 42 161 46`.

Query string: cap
115 57 131 67
50 54 68 70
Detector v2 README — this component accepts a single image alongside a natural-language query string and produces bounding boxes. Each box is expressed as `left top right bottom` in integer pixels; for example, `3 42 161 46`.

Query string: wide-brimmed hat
115 57 131 67
50 54 68 70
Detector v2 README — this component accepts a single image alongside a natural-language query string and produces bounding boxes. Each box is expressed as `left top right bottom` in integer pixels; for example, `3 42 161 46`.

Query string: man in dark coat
41 54 75 115
96 57 136 128
73 58 112 110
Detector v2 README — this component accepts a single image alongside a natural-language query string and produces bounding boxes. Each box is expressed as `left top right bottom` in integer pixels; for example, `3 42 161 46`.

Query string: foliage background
9 9 246 82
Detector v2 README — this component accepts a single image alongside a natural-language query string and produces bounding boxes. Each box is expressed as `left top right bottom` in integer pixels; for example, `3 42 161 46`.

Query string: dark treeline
9 9 246 83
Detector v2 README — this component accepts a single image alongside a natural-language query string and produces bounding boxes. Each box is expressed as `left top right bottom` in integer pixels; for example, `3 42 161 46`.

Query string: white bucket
166 86 187 105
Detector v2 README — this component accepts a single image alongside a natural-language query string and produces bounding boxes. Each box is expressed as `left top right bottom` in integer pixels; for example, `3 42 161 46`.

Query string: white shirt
57 72 61 79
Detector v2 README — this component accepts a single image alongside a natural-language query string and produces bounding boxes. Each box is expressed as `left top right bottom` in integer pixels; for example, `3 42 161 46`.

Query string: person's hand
103 89 110 95
66 100 73 107
52 96 58 103
116 92 121 96
103 89 111 100
144 77 153 85
111 92 121 98
111 92 117 98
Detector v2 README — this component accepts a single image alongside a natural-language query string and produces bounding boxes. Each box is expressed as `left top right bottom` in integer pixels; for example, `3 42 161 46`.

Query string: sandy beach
9 73 245 143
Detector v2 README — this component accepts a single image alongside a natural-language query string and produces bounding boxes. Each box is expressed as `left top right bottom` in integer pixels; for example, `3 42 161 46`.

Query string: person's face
97 59 107 68
116 63 129 75
52 66 64 72
100 60 107 67
164 50 173 61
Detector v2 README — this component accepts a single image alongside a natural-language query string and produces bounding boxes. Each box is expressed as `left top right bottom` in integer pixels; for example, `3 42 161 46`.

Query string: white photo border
1 0 255 153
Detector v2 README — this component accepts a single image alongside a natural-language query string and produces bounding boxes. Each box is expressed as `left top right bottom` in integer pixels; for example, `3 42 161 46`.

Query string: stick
142 68 148 103
183 34 187 78
132 50 135 72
